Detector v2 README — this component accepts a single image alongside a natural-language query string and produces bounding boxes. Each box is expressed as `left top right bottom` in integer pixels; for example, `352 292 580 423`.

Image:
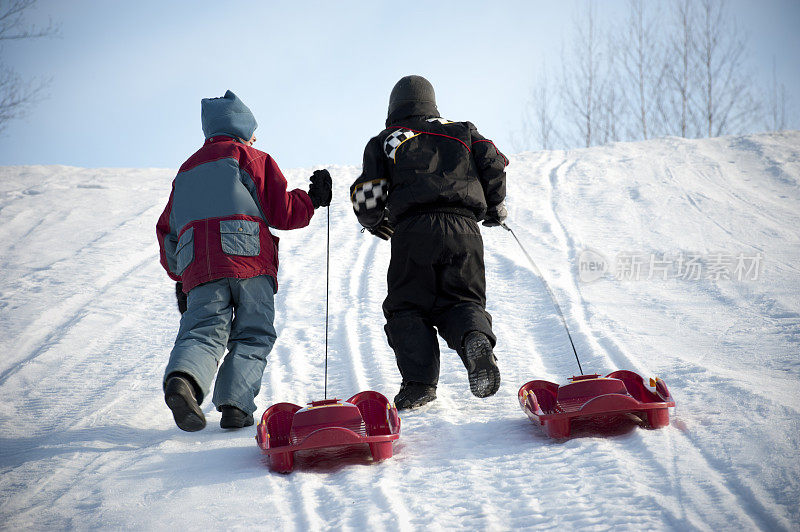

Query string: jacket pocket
175 227 194 274
220 219 260 256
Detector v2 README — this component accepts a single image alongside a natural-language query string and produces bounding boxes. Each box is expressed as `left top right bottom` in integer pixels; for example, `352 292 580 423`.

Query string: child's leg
212 275 277 414
383 226 442 387
384 310 441 386
429 220 500 397
430 221 496 352
164 279 233 402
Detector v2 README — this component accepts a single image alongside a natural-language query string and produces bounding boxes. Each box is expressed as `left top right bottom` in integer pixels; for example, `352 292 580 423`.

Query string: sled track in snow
487 148 798 530
2 135 799 529
0 252 157 388
243 183 412 529
508 145 800 530
545 155 645 375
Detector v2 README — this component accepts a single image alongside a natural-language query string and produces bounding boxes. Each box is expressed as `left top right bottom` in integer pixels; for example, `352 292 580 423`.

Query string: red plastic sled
255 391 401 473
518 370 675 439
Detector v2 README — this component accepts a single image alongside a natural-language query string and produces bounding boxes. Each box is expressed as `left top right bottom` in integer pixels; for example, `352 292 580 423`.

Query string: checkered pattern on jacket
383 129 420 161
351 178 389 213
384 119 455 161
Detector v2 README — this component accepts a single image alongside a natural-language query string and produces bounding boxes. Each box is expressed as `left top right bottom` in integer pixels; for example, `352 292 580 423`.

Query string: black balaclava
386 75 440 126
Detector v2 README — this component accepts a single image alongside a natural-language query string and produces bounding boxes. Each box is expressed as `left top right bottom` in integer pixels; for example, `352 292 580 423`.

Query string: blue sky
0 0 798 170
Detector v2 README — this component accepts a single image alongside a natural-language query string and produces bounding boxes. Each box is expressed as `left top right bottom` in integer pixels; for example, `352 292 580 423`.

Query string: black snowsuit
350 100 508 386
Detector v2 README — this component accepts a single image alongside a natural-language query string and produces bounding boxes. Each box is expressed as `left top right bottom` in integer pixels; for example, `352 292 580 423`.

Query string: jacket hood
201 90 258 141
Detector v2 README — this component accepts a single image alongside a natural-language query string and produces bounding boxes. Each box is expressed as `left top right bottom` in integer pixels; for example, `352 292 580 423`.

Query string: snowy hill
0 132 798 530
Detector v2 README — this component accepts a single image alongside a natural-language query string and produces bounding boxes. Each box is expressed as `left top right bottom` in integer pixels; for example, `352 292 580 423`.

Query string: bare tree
769 56 787 131
696 0 759 137
519 0 776 150
597 29 626 145
509 112 534 153
522 65 558 151
513 65 560 153
562 2 603 148
533 73 556 150
0 0 56 133
617 0 664 140
659 0 698 137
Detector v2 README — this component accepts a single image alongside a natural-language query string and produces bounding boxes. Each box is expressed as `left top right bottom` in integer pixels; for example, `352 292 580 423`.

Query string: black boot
220 405 254 429
461 331 500 398
394 382 437 410
165 374 206 432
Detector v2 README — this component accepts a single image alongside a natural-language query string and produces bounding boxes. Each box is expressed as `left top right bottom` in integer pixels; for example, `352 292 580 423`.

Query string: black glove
482 203 508 227
367 218 394 240
175 282 187 314
307 169 332 208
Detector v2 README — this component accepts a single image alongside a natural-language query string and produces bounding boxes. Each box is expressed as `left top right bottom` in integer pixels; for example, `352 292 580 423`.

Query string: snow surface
0 132 798 530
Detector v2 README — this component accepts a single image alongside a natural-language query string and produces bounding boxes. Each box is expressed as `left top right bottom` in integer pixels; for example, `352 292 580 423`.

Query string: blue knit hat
201 90 258 140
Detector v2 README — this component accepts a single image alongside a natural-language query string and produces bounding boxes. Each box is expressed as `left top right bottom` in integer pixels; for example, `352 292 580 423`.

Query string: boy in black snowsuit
350 75 508 409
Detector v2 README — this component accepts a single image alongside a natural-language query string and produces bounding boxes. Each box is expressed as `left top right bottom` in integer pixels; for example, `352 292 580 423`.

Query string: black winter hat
388 75 437 117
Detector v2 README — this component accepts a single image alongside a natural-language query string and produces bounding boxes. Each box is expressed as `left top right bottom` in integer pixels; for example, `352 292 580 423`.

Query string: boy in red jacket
157 90 331 431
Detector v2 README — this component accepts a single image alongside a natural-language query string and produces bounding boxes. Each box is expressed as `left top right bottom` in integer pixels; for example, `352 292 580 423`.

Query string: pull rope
501 222 584 375
324 205 330 399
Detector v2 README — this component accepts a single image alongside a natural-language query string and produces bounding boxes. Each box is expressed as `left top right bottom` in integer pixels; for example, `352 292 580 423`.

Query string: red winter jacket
156 136 314 292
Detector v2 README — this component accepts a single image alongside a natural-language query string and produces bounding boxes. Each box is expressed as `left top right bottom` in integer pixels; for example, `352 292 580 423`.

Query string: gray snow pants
163 275 277 415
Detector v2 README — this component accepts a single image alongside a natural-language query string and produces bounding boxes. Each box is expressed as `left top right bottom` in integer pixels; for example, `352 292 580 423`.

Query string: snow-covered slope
1 132 798 530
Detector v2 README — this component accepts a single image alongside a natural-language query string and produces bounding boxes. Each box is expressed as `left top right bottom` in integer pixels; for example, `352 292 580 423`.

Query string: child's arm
350 136 392 238
468 123 508 224
251 154 315 230
156 185 182 281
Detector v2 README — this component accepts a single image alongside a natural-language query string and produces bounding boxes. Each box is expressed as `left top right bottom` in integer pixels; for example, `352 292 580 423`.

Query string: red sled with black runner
501 223 677 439
256 391 400 473
255 208 401 473
518 371 675 438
